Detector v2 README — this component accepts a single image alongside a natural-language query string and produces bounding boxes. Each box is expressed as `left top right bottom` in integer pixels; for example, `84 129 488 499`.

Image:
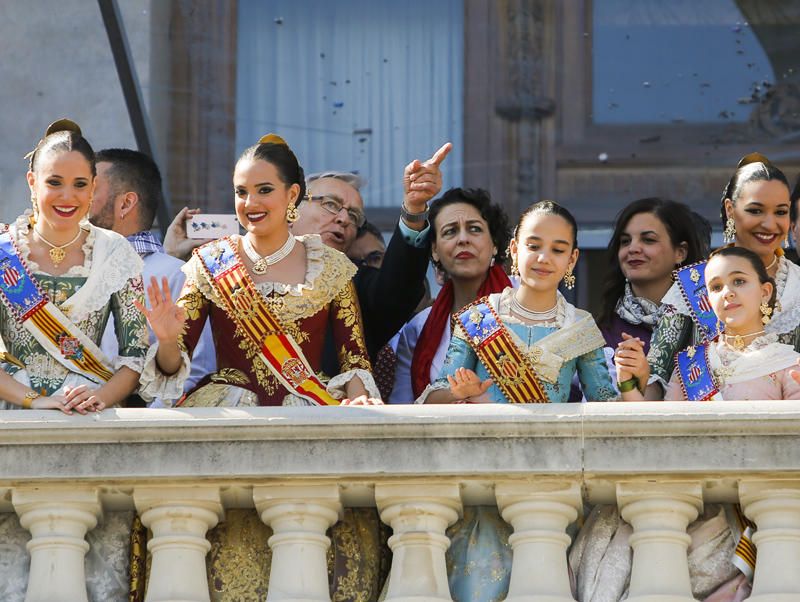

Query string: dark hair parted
707 245 777 309
597 198 705 328
720 153 790 229
27 119 96 177
514 200 578 248
356 221 383 242
429 188 511 266
96 149 163 230
237 138 306 203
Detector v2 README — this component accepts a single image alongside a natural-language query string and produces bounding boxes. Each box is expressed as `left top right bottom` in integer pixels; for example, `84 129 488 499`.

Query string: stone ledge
1 403 799 502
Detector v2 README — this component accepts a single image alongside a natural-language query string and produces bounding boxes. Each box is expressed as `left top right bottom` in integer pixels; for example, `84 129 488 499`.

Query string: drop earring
723 217 736 243
286 202 298 223
761 300 773 325
563 268 576 290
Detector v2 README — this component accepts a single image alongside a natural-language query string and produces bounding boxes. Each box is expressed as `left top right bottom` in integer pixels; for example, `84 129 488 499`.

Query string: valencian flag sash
674 261 723 342
457 297 547 403
0 229 113 383
731 505 757 582
675 343 719 401
198 237 339 406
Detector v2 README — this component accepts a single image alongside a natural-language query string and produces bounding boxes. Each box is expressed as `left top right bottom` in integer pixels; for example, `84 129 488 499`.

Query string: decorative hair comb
737 152 772 169
45 118 82 137
258 133 288 146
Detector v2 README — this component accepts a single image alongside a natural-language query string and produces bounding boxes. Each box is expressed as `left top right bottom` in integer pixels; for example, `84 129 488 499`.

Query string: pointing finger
427 142 452 167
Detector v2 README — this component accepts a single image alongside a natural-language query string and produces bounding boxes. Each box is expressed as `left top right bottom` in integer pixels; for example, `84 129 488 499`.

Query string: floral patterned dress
0 215 148 602
0 216 149 399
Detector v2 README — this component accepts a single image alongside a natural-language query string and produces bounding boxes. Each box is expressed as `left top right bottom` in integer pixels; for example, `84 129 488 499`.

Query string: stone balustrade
2 401 800 601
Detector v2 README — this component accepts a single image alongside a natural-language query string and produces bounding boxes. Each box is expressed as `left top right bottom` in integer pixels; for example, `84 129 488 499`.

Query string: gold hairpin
737 152 772 169
45 118 82 137
258 133 288 146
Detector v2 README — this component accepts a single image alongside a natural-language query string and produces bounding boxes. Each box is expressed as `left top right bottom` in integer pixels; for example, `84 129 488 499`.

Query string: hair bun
258 133 288 146
737 152 772 169
45 118 82 138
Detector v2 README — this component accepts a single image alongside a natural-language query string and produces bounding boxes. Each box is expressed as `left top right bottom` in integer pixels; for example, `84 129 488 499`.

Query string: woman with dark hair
388 187 512 404
139 133 379 407
646 153 800 395
597 198 704 354
0 119 148 413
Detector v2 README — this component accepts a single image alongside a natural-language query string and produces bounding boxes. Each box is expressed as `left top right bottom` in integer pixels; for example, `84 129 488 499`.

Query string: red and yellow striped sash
457 298 547 403
198 239 339 406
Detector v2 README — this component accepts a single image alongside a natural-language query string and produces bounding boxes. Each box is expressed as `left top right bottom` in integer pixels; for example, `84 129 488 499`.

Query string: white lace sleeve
414 380 450 404
326 368 381 400
137 342 192 404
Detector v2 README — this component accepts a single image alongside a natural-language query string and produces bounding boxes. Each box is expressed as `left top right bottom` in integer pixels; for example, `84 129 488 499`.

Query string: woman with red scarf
388 187 511 403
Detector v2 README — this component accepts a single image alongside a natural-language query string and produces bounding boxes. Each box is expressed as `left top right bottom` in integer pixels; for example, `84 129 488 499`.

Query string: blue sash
674 261 723 342
676 344 719 401
0 229 47 320
457 299 547 403
0 228 113 383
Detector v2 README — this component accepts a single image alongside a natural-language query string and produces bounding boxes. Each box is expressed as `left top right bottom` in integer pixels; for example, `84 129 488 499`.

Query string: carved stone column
617 482 703 602
740 480 800 600
13 487 101 602
134 486 222 602
376 482 462 602
496 480 581 602
254 484 342 602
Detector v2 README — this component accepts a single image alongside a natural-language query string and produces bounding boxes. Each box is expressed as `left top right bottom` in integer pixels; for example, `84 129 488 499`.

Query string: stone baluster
375 482 462 602
134 486 222 602
13 487 101 602
254 484 342 602
496 481 582 602
617 482 702 602
740 480 800 600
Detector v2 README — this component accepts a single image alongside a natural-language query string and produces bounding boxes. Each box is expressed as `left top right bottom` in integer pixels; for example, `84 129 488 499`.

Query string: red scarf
411 264 512 398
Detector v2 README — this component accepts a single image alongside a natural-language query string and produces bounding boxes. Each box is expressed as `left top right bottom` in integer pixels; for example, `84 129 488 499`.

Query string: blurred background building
1 0 798 312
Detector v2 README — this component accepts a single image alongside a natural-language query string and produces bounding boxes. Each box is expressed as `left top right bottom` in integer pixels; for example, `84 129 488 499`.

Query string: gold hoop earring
286 202 298 223
761 301 773 325
723 217 736 243
563 268 576 290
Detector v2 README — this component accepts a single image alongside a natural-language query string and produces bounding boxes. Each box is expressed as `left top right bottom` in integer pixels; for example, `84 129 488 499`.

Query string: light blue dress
425 289 617 404
421 289 616 601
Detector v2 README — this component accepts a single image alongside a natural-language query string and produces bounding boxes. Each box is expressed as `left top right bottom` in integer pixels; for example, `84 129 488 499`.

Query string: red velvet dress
172 235 375 406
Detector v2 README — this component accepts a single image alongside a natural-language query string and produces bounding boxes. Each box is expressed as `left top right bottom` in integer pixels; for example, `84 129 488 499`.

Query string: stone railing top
1 402 800 505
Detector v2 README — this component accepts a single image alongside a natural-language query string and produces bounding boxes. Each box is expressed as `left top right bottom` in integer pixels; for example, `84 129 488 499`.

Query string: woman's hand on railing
62 384 106 414
341 395 384 405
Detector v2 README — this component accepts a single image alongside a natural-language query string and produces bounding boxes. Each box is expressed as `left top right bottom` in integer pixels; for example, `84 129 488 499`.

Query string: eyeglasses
352 250 384 269
309 195 366 228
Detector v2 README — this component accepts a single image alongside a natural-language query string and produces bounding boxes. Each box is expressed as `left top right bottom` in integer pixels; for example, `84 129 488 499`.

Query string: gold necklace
724 329 766 352
34 227 83 267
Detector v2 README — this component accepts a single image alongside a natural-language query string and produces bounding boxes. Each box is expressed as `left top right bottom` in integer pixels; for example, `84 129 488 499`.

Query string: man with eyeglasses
293 143 451 360
348 222 386 270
